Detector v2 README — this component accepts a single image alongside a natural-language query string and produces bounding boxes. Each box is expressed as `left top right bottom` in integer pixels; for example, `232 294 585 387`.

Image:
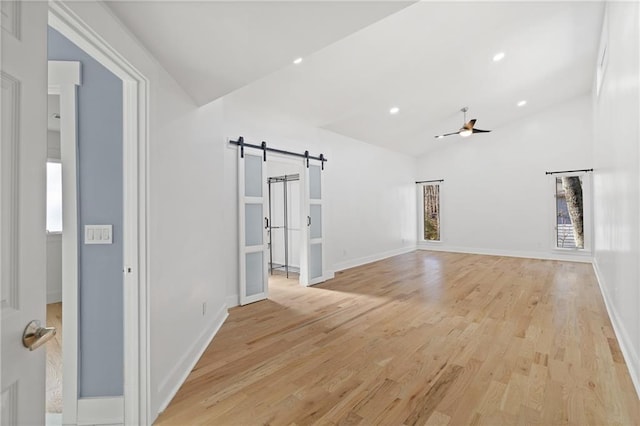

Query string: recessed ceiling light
293 57 303 65
493 52 505 62
517 100 527 107
389 107 400 115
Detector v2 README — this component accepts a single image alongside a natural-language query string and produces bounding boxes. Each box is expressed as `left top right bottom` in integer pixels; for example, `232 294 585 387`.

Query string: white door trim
265 152 306 285
48 59 81 425
48 2 150 424
76 397 124 426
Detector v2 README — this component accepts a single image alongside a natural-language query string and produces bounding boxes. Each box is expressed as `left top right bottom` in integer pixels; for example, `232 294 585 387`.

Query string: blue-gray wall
48 27 124 397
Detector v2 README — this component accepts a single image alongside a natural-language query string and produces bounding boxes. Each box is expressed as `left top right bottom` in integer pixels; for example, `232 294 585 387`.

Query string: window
47 161 63 233
422 184 440 241
555 175 584 249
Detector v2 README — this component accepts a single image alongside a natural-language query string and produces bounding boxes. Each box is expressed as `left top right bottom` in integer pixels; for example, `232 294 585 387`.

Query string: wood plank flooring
156 251 640 425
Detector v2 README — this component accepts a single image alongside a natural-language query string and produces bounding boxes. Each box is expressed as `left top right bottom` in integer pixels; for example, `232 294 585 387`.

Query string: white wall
62 1 228 420
592 2 640 396
223 106 417 306
416 95 594 262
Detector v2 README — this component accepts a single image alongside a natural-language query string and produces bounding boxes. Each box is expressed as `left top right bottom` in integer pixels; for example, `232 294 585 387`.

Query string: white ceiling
106 1 414 105
108 1 604 156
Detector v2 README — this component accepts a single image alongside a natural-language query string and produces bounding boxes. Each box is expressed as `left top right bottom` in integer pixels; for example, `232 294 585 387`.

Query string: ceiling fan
434 107 492 139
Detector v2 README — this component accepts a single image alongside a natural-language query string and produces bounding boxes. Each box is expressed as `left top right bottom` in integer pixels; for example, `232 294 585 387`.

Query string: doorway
45 60 81 425
267 159 303 289
46 2 150 422
45 93 65 425
0 3 148 424
237 141 327 306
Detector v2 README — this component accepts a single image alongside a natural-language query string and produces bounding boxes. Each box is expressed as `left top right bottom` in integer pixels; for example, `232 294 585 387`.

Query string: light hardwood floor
156 251 640 425
46 302 63 413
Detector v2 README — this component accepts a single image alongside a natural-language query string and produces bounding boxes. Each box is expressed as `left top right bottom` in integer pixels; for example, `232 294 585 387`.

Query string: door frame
266 153 307 285
48 2 150 424
48 60 81 424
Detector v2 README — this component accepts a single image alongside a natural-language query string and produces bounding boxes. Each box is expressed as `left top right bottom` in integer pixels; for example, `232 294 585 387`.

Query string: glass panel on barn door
304 164 325 285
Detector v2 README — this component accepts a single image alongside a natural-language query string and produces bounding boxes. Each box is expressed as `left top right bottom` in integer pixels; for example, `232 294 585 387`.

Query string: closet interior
267 162 301 280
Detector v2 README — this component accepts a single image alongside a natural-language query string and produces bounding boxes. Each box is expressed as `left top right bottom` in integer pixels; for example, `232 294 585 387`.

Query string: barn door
1 1 49 425
303 163 325 286
238 148 269 305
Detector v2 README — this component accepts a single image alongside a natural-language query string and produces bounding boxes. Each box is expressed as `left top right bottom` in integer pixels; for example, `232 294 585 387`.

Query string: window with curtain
555 176 584 249
423 184 440 241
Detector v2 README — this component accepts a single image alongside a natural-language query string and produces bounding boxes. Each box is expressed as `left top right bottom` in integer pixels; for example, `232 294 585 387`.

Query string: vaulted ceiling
107 1 414 105
107 1 604 156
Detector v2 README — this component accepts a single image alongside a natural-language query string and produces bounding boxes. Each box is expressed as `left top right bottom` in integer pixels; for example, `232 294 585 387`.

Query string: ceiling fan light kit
435 106 492 139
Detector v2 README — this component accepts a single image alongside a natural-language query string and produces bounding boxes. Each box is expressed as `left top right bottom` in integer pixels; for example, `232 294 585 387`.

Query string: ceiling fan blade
466 119 477 129
434 131 460 138
472 128 491 133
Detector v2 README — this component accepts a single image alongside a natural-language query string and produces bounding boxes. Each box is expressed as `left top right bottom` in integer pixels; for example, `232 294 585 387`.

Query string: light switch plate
85 225 113 244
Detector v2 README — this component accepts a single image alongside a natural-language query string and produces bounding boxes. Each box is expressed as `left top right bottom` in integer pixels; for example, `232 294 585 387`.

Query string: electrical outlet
85 225 113 244
202 302 207 316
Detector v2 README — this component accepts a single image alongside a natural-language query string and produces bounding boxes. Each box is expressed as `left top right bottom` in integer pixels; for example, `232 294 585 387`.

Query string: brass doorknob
22 320 56 351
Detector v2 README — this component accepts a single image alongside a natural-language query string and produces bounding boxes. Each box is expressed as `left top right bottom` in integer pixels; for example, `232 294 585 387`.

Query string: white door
1 1 49 425
302 164 325 286
238 149 269 305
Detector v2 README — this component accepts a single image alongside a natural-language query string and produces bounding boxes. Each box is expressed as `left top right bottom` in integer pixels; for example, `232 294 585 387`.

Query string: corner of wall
154 303 229 420
416 244 593 264
330 245 417 274
226 294 239 309
592 259 640 398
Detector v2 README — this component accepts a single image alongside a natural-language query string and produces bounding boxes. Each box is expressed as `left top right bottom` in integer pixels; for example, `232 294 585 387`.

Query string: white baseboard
226 294 239 309
306 271 336 287
592 259 640 399
416 244 593 263
329 245 417 274
47 290 62 304
156 303 229 416
77 396 123 425
45 413 62 426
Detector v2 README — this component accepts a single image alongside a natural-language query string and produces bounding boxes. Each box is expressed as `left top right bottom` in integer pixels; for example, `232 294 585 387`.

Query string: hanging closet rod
545 168 593 175
230 136 327 169
415 179 444 184
268 174 300 183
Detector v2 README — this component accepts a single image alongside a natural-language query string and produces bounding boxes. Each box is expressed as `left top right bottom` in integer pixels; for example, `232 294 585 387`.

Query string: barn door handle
265 217 269 229
22 320 56 351
307 216 311 226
